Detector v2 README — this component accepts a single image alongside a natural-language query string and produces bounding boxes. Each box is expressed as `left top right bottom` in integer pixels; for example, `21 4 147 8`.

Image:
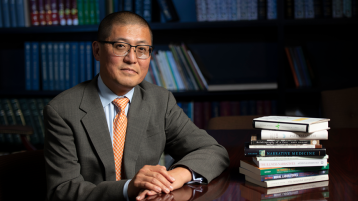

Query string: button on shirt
97 76 206 200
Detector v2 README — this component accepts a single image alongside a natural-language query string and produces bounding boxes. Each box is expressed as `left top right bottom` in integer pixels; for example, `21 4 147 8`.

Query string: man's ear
92 41 100 61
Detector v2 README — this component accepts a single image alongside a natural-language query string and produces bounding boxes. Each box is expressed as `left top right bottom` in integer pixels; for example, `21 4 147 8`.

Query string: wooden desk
143 129 358 201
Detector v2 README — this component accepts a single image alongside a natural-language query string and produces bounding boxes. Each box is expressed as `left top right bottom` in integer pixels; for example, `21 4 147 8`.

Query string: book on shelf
252 157 327 168
255 155 328 161
245 174 329 188
257 129 329 140
240 181 329 200
240 166 328 181
252 116 330 133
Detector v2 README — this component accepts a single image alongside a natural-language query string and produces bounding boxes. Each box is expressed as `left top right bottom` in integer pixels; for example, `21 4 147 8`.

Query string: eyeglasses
98 41 153 59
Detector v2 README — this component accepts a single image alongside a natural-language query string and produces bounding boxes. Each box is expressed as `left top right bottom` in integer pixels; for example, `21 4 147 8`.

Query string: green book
240 159 329 176
0 102 8 145
19 99 40 145
3 99 21 145
28 99 44 145
77 0 84 25
83 0 90 24
89 0 96 24
95 0 100 24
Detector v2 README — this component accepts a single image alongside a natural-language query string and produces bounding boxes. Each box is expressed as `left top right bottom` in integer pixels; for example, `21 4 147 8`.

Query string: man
44 11 229 201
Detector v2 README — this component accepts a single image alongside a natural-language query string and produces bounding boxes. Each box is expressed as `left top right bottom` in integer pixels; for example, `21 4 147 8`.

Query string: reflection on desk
144 129 358 201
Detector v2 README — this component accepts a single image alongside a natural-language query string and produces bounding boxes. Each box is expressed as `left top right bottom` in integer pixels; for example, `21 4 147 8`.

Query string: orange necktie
112 97 129 181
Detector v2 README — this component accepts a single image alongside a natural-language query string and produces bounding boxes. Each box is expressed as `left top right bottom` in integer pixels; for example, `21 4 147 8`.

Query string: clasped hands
127 165 192 200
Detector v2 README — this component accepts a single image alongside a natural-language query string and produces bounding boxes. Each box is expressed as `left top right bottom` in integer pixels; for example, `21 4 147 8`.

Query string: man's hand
128 165 175 200
167 167 192 190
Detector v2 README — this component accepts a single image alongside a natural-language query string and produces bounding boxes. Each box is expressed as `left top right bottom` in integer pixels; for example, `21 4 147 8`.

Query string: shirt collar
97 75 135 108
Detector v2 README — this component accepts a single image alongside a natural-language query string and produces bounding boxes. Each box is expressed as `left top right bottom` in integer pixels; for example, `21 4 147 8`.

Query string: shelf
0 20 279 34
283 18 358 26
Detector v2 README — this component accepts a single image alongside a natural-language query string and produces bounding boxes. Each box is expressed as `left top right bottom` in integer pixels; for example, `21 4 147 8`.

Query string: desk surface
144 128 358 201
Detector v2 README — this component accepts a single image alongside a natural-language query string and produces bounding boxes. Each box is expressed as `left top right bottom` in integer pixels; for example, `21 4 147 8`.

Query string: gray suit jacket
44 76 229 201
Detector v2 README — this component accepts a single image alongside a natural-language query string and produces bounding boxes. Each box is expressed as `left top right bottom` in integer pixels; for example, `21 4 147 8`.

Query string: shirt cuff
123 179 131 201
170 165 208 184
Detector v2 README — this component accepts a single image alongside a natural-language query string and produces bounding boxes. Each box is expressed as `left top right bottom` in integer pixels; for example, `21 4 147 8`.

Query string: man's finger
144 171 173 193
136 190 156 200
152 165 176 183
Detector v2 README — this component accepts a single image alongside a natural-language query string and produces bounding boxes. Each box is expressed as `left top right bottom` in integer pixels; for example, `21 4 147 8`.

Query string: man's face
95 24 152 95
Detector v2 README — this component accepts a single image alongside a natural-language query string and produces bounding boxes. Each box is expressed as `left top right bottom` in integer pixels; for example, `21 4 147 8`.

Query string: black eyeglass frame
97 41 154 59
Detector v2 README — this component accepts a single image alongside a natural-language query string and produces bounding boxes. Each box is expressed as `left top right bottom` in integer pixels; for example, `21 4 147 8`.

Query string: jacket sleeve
44 105 128 201
164 92 230 182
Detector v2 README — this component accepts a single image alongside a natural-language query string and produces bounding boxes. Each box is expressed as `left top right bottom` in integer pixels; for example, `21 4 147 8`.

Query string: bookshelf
1 0 358 125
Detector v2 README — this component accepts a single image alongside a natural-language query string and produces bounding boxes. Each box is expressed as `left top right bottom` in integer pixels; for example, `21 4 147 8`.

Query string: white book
255 155 328 161
252 158 327 168
166 51 186 90
245 174 329 188
249 144 317 149
260 129 328 140
155 51 174 90
253 116 330 133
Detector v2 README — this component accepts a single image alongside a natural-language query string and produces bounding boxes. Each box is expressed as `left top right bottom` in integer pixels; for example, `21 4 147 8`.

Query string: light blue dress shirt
97 76 206 200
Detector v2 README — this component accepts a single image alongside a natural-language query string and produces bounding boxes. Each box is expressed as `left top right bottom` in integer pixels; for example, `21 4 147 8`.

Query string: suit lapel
80 76 116 181
123 84 151 179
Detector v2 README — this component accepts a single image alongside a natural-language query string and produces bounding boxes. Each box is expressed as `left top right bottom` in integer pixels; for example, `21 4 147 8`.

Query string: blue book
31 42 40 90
85 42 93 80
58 42 65 90
113 0 119 12
123 0 132 11
143 0 151 21
25 42 32 90
65 42 71 89
267 0 277 19
79 42 86 83
94 57 100 76
97 0 106 22
9 0 17 27
211 101 220 118
135 0 143 16
2 0 11 27
70 42 79 87
0 1 2 27
53 43 60 90
172 0 195 22
187 102 193 121
16 0 25 27
40 42 49 90
47 42 54 90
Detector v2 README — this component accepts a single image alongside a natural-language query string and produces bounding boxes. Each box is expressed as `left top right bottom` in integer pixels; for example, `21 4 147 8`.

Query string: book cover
253 116 330 133
240 159 329 176
85 42 93 81
50 0 59 25
9 0 17 27
65 42 70 89
252 158 327 168
40 42 49 90
31 42 40 91
47 42 54 90
240 167 328 181
25 42 32 90
246 174 329 188
58 42 65 90
16 0 25 27
244 143 326 157
38 0 46 25
259 129 328 140
70 42 79 87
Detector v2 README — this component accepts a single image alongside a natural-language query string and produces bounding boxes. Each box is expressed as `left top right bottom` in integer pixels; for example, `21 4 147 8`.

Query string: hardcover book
245 174 329 188
252 157 327 168
253 116 330 133
259 129 328 140
244 143 326 157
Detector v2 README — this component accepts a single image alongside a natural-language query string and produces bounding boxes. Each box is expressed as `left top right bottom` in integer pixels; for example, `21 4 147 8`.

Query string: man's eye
115 44 126 48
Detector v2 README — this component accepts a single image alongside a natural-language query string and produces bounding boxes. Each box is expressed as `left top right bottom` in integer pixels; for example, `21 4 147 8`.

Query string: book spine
258 0 267 20
166 51 185 90
32 42 40 90
135 0 143 17
0 99 14 145
143 0 151 21
25 42 32 90
305 0 315 18
5 99 21 145
113 0 119 12
83 0 90 24
40 42 48 90
245 147 326 157
154 51 170 89
106 0 113 14
240 100 248 115
260 170 328 181
28 99 44 144
0 102 7 144
123 0 132 11
58 42 65 90
150 59 164 87
252 175 329 188
77 0 83 24
196 0 206 21
85 42 93 80
260 129 328 140
187 50 208 89
58 0 66 25
219 101 230 116
64 0 72 25
2 0 11 27
267 0 277 19
294 0 305 19
18 99 40 145
211 101 220 117
79 42 85 83
9 99 26 145
51 0 59 25
96 0 101 23
175 45 199 90
9 0 17 27
322 0 333 18
70 42 79 87
250 144 320 149
71 0 78 25
53 42 59 90
30 0 39 26
38 0 47 25
284 47 299 88
229 0 237 20
288 47 303 87
89 0 95 24
65 42 70 89
252 139 319 145
16 0 25 27
343 0 352 17
163 51 179 90
313 0 322 18
180 44 203 90
47 42 54 90
332 0 343 18
284 0 294 19
248 100 256 115
44 0 51 25
249 0 258 20
296 46 312 86
168 44 190 90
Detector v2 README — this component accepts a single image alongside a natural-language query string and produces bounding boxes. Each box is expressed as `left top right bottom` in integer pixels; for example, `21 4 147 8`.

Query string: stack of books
240 116 330 188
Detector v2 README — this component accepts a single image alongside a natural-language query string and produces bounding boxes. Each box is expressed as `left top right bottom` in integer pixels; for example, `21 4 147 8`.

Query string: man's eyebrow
114 38 149 44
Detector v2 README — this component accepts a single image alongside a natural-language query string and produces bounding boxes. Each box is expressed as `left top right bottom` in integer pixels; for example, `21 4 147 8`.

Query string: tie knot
112 97 129 111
